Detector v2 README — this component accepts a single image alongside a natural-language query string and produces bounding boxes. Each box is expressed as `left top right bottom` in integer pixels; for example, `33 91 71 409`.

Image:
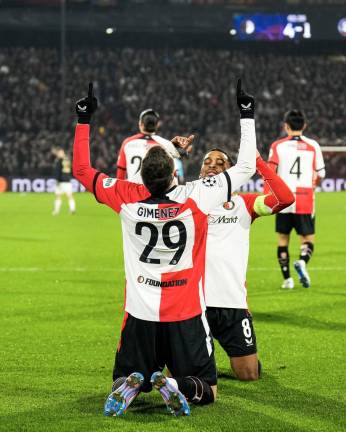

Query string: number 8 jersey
268 135 325 214
73 121 256 322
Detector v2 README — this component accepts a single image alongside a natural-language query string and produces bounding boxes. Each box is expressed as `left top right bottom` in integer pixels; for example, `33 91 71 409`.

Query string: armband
253 195 273 216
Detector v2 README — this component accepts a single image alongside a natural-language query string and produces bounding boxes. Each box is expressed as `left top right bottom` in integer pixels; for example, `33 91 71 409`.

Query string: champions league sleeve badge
223 200 235 210
202 176 217 187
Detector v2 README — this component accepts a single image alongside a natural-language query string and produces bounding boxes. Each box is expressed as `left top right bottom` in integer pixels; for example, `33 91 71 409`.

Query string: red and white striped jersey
73 120 256 322
117 133 180 183
268 135 325 214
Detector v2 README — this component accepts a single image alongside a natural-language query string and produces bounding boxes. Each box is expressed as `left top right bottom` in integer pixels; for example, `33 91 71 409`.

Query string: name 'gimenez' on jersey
73 120 256 322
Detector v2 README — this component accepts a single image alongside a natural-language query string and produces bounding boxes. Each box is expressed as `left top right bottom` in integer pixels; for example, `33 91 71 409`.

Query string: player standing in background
73 81 256 417
52 148 76 216
267 110 326 289
116 108 185 183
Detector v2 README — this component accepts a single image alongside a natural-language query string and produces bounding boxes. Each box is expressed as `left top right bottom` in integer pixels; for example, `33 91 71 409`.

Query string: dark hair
142 113 158 133
139 109 160 134
208 148 234 166
141 146 174 196
284 110 306 131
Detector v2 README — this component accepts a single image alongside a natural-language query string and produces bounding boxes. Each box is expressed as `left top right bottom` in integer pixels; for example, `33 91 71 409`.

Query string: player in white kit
172 134 295 380
202 149 294 380
267 110 325 289
52 148 76 215
73 81 256 416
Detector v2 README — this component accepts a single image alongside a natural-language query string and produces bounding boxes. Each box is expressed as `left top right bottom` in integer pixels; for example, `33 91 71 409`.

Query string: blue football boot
151 371 190 417
104 372 144 416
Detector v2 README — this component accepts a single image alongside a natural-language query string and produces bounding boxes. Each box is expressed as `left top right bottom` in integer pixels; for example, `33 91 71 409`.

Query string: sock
111 376 126 392
53 197 62 214
174 376 214 405
277 246 290 279
300 242 314 264
68 197 76 213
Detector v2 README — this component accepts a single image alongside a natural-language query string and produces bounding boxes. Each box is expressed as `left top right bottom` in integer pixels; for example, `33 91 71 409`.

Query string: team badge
103 178 116 188
223 201 235 210
202 177 217 187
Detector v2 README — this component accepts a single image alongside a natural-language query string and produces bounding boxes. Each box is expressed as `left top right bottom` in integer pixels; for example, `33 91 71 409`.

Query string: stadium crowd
0 47 345 179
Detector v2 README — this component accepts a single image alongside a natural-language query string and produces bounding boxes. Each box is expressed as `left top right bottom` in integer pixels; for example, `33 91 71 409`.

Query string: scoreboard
231 12 346 41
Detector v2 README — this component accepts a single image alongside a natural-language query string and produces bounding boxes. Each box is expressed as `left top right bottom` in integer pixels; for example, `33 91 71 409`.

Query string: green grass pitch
0 191 345 432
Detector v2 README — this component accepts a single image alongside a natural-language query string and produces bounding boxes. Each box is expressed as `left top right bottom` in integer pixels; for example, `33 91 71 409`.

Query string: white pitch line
0 267 345 272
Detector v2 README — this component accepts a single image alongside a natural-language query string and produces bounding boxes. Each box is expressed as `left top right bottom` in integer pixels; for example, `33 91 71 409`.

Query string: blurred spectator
0 47 345 180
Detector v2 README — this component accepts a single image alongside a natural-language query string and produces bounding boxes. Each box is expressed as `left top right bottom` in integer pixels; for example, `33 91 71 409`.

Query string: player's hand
171 135 195 157
75 82 98 124
236 79 255 119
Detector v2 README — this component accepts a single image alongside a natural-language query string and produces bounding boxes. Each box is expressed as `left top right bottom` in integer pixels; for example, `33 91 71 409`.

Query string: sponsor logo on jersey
202 176 217 187
223 201 235 210
103 178 116 188
137 206 180 219
137 276 188 288
208 215 239 224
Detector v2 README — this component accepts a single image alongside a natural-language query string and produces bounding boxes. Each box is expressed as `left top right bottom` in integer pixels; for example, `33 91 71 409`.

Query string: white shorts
55 182 73 195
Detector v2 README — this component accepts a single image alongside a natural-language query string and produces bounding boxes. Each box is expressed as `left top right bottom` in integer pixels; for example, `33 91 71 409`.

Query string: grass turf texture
0 192 345 432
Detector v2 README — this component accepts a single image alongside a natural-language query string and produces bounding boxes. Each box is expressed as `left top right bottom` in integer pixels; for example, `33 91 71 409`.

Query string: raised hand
76 82 98 124
236 79 255 119
171 135 195 155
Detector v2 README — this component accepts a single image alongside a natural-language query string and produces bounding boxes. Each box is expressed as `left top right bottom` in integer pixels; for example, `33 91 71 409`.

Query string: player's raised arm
73 82 99 192
189 79 256 214
73 83 149 212
252 152 295 217
225 79 257 190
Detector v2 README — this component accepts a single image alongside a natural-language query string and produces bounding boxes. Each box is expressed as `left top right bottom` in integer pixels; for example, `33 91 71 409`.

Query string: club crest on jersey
103 178 116 188
223 201 235 210
202 177 217 187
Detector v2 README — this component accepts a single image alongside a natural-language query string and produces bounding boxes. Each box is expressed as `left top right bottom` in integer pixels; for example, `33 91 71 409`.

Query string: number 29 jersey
95 176 233 322
73 121 256 323
268 135 325 214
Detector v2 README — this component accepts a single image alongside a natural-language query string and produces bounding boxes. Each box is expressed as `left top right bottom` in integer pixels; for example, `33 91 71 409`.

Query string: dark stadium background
1 2 346 432
0 0 345 189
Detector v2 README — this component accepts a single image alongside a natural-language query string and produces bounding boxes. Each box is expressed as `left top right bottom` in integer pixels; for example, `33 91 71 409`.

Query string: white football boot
294 260 311 288
281 277 294 289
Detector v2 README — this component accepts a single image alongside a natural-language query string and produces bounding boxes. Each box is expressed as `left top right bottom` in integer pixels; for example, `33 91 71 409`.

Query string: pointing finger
237 78 241 97
187 134 195 144
88 82 93 100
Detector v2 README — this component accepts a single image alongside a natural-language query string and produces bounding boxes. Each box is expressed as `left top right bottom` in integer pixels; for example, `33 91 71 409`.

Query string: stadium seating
0 47 345 179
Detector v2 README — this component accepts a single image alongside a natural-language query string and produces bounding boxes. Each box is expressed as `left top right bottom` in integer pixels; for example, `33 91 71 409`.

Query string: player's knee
233 361 260 381
234 367 259 381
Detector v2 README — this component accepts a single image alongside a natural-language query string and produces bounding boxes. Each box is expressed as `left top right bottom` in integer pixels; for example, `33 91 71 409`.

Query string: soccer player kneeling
73 81 256 416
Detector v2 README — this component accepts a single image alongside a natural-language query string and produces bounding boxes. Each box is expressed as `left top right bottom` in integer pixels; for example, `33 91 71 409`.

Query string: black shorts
113 313 217 391
206 308 257 358
276 213 315 236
